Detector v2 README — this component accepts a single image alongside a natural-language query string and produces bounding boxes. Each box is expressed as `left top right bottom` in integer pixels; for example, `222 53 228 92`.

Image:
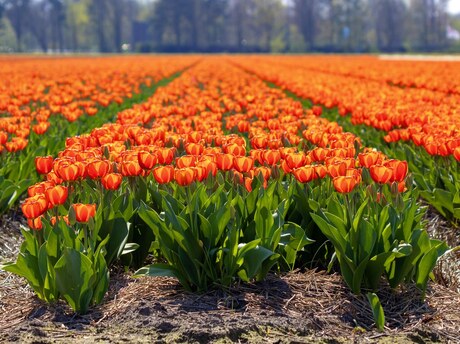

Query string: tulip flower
454 147 460 162
357 152 381 168
262 149 281 166
224 143 246 156
50 215 70 226
156 148 175 165
56 162 82 181
72 203 96 223
22 195 48 219
333 176 359 194
120 160 142 177
175 168 195 186
45 185 68 207
216 153 234 171
28 216 43 230
137 152 157 171
293 166 315 183
35 156 54 174
101 173 123 190
153 165 174 184
176 155 197 168
86 159 111 179
185 143 205 156
327 161 347 178
370 165 393 184
384 160 408 183
285 152 307 169
233 156 254 173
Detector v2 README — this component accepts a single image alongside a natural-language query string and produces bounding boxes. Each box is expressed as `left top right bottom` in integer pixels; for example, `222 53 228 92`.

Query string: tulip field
1 55 459 341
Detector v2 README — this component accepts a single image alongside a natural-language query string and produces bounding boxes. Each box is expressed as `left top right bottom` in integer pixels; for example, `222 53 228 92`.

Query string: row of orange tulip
23 58 409 226
0 56 198 153
265 55 460 94
229 56 460 159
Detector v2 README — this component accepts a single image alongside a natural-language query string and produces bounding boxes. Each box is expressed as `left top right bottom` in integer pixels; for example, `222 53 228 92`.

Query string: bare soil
1 207 460 344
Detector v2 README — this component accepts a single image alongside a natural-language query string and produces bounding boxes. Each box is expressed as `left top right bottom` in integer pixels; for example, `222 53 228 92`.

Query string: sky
448 0 460 14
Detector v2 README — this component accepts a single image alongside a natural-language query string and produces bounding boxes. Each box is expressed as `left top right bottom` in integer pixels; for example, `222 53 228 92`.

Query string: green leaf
134 263 178 278
54 248 94 314
366 293 385 331
122 243 140 255
240 244 274 279
102 217 130 265
91 252 109 305
415 247 439 299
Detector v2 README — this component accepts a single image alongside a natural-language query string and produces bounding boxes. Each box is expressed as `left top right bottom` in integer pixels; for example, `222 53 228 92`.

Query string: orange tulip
244 177 253 192
101 173 123 190
46 171 64 184
370 165 393 184
250 135 268 149
22 195 48 219
156 147 175 164
50 215 70 226
28 216 43 230
153 165 174 184
262 149 281 166
0 131 7 145
327 161 347 178
312 106 322 116
86 159 111 179
56 162 82 181
333 176 359 193
224 143 246 156
254 166 271 181
384 159 408 183
72 203 96 223
28 181 55 197
285 152 307 169
192 166 208 182
185 143 205 156
138 151 158 169
454 147 460 162
175 168 195 186
120 160 142 177
293 166 315 183
310 147 329 162
280 160 292 173
176 155 197 168
196 160 217 178
35 156 54 174
234 156 254 173
45 185 68 207
216 153 234 171
357 152 381 168
314 165 328 179
424 142 437 155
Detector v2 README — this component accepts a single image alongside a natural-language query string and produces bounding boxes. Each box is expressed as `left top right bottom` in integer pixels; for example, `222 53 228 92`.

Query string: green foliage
135 183 280 291
0 177 30 215
366 293 385 331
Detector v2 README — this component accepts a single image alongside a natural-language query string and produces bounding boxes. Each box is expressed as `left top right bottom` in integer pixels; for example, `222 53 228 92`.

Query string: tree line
0 0 455 53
